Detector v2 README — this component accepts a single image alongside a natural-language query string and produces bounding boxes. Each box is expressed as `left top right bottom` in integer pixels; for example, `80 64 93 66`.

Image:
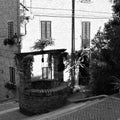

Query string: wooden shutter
41 21 46 39
46 21 51 39
82 21 90 48
8 21 14 39
79 0 91 3
9 67 15 84
41 21 51 39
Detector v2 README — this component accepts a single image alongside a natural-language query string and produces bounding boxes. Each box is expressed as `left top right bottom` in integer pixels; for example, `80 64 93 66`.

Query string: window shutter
79 0 91 3
9 67 15 84
41 21 51 39
46 21 51 39
82 21 90 48
41 21 46 39
8 21 14 39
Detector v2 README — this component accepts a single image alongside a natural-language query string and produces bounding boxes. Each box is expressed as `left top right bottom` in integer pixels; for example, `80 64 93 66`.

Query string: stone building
0 0 21 101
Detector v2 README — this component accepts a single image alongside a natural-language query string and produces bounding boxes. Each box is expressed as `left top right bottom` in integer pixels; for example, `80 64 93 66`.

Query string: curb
0 98 18 104
68 94 108 103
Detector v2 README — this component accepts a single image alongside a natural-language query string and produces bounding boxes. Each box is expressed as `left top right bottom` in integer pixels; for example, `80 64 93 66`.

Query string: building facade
22 0 113 51
21 0 113 77
0 0 113 100
0 0 20 100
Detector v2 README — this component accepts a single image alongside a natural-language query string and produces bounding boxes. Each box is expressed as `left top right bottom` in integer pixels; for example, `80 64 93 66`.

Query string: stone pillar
53 54 64 82
58 55 64 82
53 55 59 80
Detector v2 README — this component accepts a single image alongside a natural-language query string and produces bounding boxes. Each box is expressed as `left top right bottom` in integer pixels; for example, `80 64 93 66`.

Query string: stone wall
0 0 20 101
19 84 69 115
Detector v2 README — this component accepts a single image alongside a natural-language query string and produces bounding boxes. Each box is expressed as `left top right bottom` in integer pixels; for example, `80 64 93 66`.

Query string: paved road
1 94 118 120
23 97 120 120
0 101 28 120
0 99 88 120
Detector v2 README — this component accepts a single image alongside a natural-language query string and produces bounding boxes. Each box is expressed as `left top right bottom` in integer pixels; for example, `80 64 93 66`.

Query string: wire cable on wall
26 6 112 15
34 14 112 19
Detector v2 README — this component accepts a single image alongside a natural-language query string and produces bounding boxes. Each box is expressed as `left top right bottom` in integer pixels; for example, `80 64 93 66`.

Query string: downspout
17 0 21 53
24 23 27 35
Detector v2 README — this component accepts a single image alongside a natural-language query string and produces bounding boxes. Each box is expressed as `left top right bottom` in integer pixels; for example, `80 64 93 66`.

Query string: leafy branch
33 38 54 50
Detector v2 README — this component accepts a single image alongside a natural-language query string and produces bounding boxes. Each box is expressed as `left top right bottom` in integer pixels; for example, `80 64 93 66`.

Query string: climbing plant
21 55 34 79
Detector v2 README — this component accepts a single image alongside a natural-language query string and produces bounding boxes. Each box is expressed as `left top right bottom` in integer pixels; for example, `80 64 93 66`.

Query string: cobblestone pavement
1 95 120 120
40 97 120 120
24 97 120 120
0 97 88 120
0 100 87 120
23 100 100 120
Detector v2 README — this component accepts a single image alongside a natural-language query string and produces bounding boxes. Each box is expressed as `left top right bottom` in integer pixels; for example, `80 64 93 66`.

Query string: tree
90 1 120 95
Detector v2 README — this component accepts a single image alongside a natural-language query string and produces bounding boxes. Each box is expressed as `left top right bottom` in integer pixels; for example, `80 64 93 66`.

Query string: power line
34 14 112 19
33 12 111 17
27 6 112 15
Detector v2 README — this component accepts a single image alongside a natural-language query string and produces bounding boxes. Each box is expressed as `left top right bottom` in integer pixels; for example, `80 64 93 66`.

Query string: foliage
33 38 54 50
57 52 68 72
66 49 90 86
90 1 120 95
110 76 120 90
76 49 90 85
3 38 15 46
5 81 16 90
21 55 34 78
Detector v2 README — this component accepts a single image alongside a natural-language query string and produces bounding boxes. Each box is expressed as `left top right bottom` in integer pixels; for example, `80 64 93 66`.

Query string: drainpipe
17 0 21 53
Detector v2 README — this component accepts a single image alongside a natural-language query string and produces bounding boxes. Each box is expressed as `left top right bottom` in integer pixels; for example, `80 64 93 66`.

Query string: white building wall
21 0 113 76
22 0 112 52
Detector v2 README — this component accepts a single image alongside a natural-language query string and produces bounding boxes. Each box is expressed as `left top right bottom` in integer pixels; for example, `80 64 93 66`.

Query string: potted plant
4 81 16 90
3 33 18 46
33 38 54 50
33 38 54 62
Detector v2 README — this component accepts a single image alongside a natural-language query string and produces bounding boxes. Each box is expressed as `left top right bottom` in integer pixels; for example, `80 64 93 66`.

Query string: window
108 0 114 3
9 67 15 84
8 21 14 39
42 67 52 79
79 0 91 3
41 21 51 39
81 21 90 48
